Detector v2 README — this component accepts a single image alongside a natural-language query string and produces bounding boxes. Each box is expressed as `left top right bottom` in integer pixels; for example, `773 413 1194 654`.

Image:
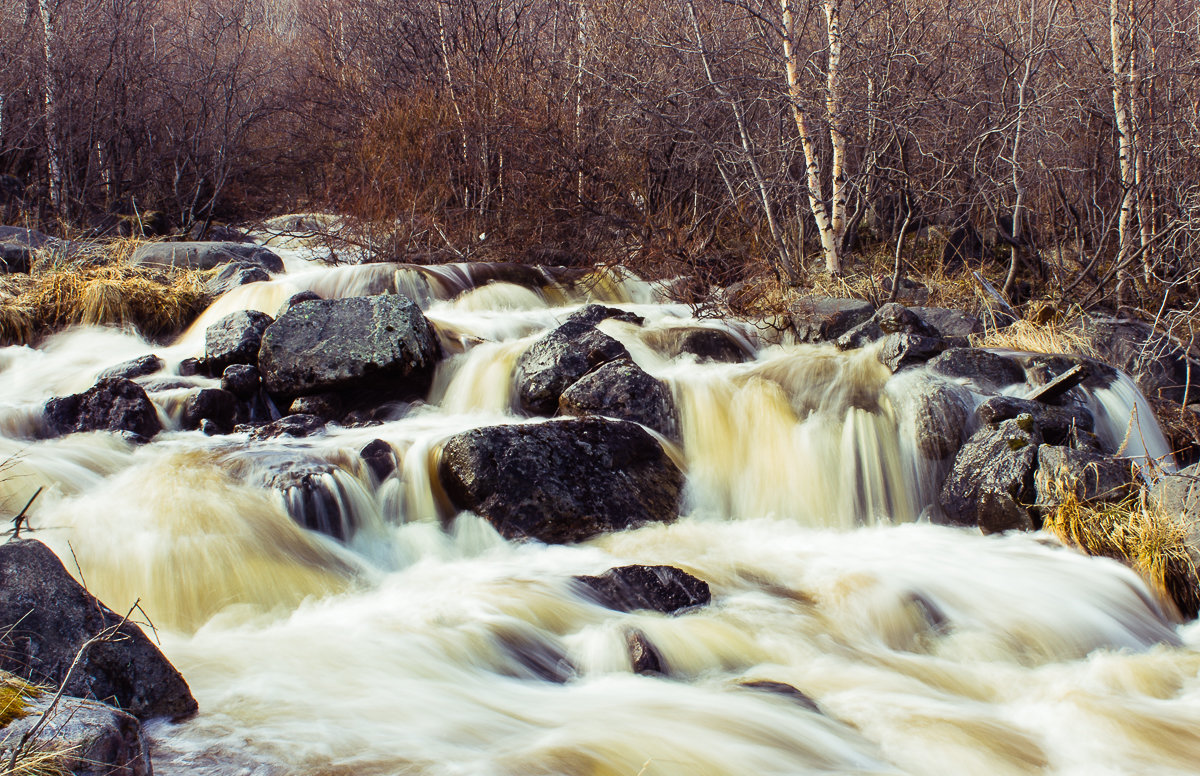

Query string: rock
976 395 1095 447
178 357 203 377
910 307 984 345
902 375 972 460
1149 462 1200 517
657 327 751 363
938 416 1042 533
242 414 326 441
43 378 162 441
1017 354 1119 396
277 290 322 317
181 388 237 432
626 629 664 675
204 310 274 371
0 225 56 249
1026 364 1090 403
221 364 261 399
438 417 684 543
206 261 270 296
131 241 283 273
566 303 644 327
268 464 352 540
738 680 821 713
497 630 575 683
789 297 875 344
558 359 678 439
0 226 58 273
187 222 255 243
360 439 397 481
1078 317 1194 403
1034 445 1138 508
288 393 343 420
837 303 938 350
878 333 948 373
97 354 163 382
574 565 710 614
0 695 152 776
928 348 1026 391
258 294 440 399
514 319 631 416
0 540 196 720
0 243 33 273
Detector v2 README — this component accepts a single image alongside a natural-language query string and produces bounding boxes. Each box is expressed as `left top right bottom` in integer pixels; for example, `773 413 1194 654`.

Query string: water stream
1 244 1196 775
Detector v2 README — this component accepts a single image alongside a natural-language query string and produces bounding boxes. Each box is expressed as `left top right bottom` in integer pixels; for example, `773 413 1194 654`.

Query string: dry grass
1042 486 1200 620
972 316 1098 357
0 672 67 776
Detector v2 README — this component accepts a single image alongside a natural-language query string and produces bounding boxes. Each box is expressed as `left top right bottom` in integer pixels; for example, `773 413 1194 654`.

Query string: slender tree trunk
1110 0 1137 302
823 0 848 251
1130 35 1154 282
782 0 840 275
36 0 65 218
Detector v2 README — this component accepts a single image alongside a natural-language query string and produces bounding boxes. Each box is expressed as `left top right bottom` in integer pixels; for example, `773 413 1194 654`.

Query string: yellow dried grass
972 317 1098 357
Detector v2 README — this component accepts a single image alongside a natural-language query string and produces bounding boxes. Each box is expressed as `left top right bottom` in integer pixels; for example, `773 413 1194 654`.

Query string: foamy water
0 241 1193 775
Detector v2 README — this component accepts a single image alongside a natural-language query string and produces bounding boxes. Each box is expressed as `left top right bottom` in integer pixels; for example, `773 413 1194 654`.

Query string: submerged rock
243 413 326 441
258 294 440 399
654 327 751 363
625 629 664 675
43 378 162 441
938 416 1042 533
904 375 972 460
438 417 684 543
0 694 152 776
558 359 679 439
0 540 196 721
360 438 397 482
514 319 630 416
574 565 711 614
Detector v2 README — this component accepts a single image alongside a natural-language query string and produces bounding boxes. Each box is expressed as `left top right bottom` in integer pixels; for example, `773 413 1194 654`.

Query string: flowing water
1 241 1197 775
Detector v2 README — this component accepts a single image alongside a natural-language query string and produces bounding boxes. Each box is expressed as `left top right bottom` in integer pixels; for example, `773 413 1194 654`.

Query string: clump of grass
0 671 38 728
972 316 1098 357
0 304 36 346
1042 486 1200 620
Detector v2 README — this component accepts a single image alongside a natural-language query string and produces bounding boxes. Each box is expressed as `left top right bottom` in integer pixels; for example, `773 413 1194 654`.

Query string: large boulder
789 297 875 344
205 310 274 371
877 333 947 373
909 307 985 345
0 694 152 776
43 378 162 441
1077 317 1194 403
131 241 283 273
1149 462 1200 520
573 565 710 614
838 303 939 350
206 261 270 296
258 294 440 399
1034 445 1138 508
0 540 196 721
652 327 751 363
438 417 684 543
928 348 1026 392
976 395 1096 447
558 359 678 439
938 416 1042 533
0 226 58 273
900 374 973 460
514 320 631 416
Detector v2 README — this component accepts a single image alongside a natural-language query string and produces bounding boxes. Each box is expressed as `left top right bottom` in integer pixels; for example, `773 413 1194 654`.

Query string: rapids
0 243 1195 775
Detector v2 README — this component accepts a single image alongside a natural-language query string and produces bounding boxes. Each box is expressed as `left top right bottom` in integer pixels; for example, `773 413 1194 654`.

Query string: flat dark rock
574 565 711 614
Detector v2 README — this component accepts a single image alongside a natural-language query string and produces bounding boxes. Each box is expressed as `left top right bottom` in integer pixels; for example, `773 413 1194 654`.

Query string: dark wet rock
574 565 710 614
626 629 664 675
97 354 163 382
131 241 283 273
878 333 948 373
0 243 33 273
938 416 1042 533
288 393 343 420
566 303 644 327
206 261 270 296
277 290 321 317
657 327 751 363
44 378 161 441
181 388 237 433
243 413 326 441
838 303 938 350
1077 317 1194 403
738 680 821 713
903 375 972 460
976 395 1095 447
178 357 203 377
267 464 352 540
496 629 575 683
558 359 678 439
0 695 152 776
1034 445 1138 508
360 439 397 482
789 297 875 344
928 348 1026 391
259 294 440 400
909 307 984 345
204 310 274 371
0 540 196 721
438 417 684 544
1016 353 1119 395
221 363 261 399
514 320 630 416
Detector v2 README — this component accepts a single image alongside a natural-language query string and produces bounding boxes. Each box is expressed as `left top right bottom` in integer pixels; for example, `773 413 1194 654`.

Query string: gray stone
204 310 274 371
258 294 440 399
243 414 326 441
1078 317 1194 403
97 355 163 382
928 348 1026 391
558 359 678 439
360 439 397 482
910 307 985 345
789 297 875 343
131 241 283 273
43 378 162 441
938 417 1042 533
438 417 684 543
514 321 630 416
206 261 270 296
574 565 710 614
1149 463 1200 520
838 303 939 350
277 290 322 317
976 395 1095 447
288 393 343 420
0 540 196 720
878 333 948 373
0 695 152 776
1035 445 1138 508
904 375 972 460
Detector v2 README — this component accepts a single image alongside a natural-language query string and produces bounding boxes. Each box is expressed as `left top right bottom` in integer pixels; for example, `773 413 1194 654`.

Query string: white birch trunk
1110 0 1137 296
822 0 847 251
36 0 64 217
